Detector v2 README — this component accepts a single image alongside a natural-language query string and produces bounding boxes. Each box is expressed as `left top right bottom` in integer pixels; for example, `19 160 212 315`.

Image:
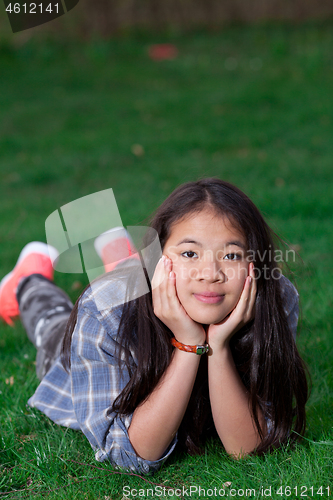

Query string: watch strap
171 337 209 355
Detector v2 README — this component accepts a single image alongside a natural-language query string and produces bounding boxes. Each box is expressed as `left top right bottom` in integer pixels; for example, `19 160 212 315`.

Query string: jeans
17 274 73 380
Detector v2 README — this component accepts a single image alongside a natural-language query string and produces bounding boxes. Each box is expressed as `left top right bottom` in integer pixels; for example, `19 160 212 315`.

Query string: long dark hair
62 178 309 455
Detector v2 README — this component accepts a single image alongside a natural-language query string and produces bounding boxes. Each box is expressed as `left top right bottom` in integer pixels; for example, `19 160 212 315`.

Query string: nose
196 259 226 283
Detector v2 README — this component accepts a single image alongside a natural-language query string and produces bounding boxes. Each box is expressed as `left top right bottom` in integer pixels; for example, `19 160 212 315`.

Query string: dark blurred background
1 0 333 41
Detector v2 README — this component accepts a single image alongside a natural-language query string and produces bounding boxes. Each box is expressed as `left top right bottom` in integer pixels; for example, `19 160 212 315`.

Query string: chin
186 309 228 326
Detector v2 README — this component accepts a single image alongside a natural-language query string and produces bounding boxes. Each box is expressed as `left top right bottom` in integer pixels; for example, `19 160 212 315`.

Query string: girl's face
163 208 249 325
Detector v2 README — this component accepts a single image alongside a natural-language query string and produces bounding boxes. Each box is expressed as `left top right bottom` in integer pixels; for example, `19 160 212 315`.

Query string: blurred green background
0 1 333 498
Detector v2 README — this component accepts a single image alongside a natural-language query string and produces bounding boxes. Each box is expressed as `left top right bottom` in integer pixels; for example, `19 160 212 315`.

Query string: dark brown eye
181 251 197 259
224 253 241 261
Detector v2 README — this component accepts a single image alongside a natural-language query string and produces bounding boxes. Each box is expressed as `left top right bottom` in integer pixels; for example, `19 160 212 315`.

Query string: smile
193 293 225 304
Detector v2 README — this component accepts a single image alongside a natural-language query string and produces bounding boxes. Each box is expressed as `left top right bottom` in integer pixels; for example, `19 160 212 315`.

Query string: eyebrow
176 238 246 250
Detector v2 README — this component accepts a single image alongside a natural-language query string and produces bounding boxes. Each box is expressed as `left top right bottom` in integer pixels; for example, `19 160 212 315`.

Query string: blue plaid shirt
28 274 299 474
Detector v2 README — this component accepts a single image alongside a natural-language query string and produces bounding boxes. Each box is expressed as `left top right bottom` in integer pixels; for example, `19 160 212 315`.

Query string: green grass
1 23 333 498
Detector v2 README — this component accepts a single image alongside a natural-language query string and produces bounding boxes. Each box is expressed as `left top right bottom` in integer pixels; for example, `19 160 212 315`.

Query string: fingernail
249 277 252 284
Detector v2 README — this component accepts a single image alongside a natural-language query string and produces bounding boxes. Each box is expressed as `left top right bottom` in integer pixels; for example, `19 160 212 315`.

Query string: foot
94 227 139 273
0 242 59 326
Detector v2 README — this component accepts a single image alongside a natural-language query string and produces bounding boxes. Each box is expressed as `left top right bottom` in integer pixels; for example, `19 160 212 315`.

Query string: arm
208 273 301 457
207 264 265 457
70 297 177 474
128 347 201 461
128 256 206 461
208 344 264 457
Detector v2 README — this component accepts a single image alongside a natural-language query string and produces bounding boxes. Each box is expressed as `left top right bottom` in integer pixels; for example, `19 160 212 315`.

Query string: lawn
0 23 333 499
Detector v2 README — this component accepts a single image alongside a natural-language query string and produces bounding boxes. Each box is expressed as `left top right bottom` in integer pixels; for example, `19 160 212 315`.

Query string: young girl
0 178 308 474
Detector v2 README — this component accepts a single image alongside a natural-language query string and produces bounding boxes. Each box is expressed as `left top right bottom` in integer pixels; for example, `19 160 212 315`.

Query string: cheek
171 260 192 282
225 264 248 285
170 262 193 303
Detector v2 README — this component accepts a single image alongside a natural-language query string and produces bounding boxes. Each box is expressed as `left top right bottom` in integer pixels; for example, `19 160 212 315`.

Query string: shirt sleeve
279 275 299 341
70 303 177 474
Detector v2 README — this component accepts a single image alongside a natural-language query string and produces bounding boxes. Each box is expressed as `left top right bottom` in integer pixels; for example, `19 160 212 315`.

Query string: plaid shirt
28 273 299 474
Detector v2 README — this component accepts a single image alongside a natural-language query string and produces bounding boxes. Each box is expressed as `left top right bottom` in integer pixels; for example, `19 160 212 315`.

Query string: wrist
172 330 206 347
171 337 209 355
207 339 231 356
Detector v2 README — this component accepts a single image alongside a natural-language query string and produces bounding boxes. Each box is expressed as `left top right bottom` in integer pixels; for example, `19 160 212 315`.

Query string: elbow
128 426 176 462
221 425 266 459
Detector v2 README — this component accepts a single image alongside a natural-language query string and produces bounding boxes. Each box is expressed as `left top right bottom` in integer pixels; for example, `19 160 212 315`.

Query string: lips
193 292 225 304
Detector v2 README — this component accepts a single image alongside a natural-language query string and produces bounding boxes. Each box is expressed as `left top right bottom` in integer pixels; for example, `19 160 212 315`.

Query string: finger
166 258 176 298
226 279 250 329
152 256 167 313
151 255 166 290
158 259 185 329
217 265 255 335
166 263 182 312
244 263 257 321
162 257 180 312
230 264 255 321
240 275 252 313
156 256 169 312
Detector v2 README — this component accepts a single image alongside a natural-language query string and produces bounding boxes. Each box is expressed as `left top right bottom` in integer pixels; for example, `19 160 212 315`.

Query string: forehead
167 209 245 243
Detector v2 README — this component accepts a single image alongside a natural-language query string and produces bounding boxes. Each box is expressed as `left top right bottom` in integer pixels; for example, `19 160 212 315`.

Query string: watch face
196 346 208 355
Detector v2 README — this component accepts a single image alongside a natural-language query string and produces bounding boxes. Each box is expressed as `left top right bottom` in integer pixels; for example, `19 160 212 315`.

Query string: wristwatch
171 337 209 355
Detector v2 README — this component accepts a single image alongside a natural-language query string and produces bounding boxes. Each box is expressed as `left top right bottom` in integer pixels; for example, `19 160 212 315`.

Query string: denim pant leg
16 274 73 380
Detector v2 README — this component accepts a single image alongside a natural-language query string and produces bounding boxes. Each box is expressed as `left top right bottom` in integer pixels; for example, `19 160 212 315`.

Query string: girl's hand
152 256 206 346
206 263 257 351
